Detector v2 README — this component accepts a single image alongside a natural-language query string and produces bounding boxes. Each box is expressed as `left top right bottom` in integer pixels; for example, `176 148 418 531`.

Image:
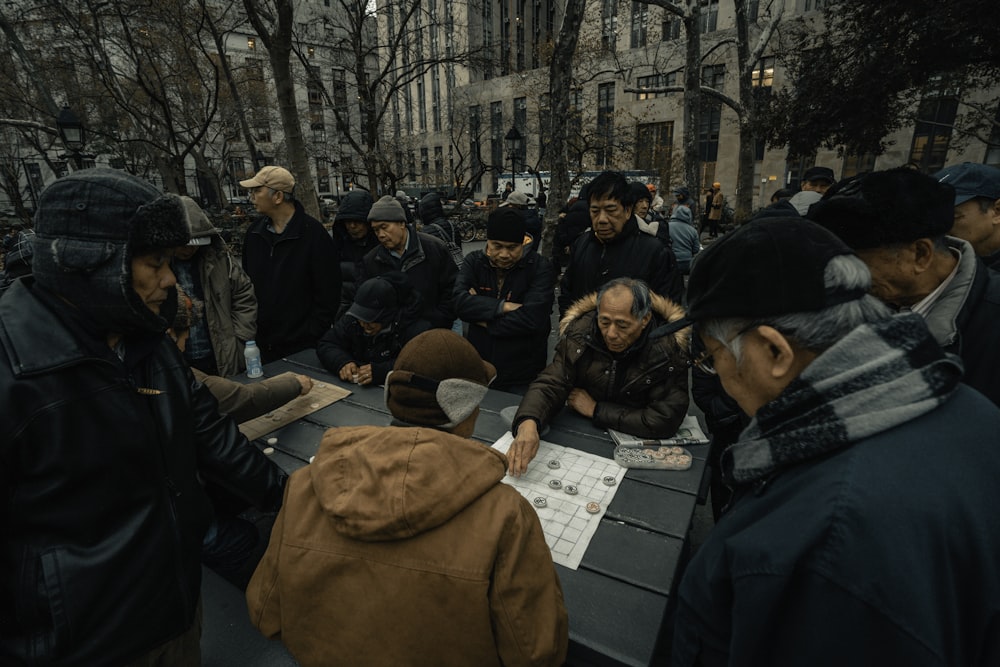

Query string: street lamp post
504 126 523 191
56 106 86 170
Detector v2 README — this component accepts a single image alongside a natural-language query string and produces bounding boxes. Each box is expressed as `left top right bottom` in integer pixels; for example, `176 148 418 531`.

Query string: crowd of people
2 158 1000 665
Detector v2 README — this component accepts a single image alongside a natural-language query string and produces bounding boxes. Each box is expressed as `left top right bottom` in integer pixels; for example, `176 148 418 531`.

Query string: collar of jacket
922 236 977 347
596 216 641 246
249 202 307 242
0 279 122 377
375 225 426 271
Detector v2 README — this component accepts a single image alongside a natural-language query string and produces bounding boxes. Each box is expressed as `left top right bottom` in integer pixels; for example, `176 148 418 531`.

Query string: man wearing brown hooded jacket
246 330 568 667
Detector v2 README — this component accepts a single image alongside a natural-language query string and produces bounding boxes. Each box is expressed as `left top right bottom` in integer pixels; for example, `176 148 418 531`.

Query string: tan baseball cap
239 165 295 194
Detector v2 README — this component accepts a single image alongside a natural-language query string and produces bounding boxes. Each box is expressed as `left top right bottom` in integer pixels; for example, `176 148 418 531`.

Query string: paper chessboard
239 379 352 441
492 432 627 570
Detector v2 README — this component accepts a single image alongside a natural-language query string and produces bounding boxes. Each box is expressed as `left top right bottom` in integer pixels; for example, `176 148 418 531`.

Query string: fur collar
560 291 689 349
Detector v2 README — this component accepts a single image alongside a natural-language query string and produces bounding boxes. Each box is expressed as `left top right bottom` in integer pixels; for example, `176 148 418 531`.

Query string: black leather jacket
0 280 286 665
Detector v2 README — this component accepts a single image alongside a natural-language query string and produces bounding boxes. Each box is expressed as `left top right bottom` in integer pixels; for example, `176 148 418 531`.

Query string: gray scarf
723 313 962 485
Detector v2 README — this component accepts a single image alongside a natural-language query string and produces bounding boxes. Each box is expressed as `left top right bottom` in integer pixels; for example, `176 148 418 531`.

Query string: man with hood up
247 330 569 667
172 196 257 376
0 168 287 665
330 188 377 317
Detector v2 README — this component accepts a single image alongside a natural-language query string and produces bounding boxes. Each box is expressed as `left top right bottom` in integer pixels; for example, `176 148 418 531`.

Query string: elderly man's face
590 194 633 243
802 179 833 194
698 328 776 417
854 245 927 309
343 219 370 241
597 286 651 353
634 199 651 219
952 198 1000 257
372 221 408 253
132 250 176 315
486 239 524 270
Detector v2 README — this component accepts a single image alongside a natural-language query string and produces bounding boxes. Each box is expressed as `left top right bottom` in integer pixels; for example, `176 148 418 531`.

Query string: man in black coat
241 165 341 363
558 170 684 316
362 195 457 329
331 189 377 318
454 208 556 393
0 169 286 665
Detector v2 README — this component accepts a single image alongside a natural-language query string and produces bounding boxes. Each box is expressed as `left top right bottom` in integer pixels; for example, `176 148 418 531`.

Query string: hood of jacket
669 206 693 226
559 290 689 349
310 425 509 541
419 192 446 223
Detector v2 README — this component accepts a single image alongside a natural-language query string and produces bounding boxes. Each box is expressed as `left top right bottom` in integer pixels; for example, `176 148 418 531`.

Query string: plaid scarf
722 313 962 485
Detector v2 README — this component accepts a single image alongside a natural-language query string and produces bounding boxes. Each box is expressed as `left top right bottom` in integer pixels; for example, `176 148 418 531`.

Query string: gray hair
702 255 891 362
596 277 652 320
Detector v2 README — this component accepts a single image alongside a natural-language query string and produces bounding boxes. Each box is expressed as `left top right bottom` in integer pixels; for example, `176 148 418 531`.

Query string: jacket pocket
35 548 73 660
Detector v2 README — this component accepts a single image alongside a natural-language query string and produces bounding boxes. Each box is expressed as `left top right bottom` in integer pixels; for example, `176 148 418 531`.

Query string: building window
434 146 444 177
661 1 681 41
500 0 510 76
568 88 582 136
842 153 877 178
470 105 483 182
482 0 494 80
702 63 725 89
308 83 323 107
247 37 255 50
601 0 617 51
420 147 429 177
307 46 315 58
255 121 271 143
635 122 673 173
491 101 504 171
909 94 959 173
516 0 526 71
631 2 648 49
514 97 528 169
751 57 774 88
245 57 264 82
417 79 427 131
636 72 677 100
431 68 442 131
802 0 828 11
597 82 616 167
748 0 759 20
700 0 718 34
985 104 1000 167
698 101 721 163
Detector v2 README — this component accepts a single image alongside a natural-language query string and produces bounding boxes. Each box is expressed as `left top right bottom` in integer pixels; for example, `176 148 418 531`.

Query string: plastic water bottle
244 340 264 378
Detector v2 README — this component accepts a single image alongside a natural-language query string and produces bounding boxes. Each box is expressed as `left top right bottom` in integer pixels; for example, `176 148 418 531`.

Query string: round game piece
547 460 561 469
262 447 275 455
533 497 548 508
602 475 617 486
585 502 600 514
317 383 326 388
310 403 320 409
309 455 315 463
564 485 578 495
263 413 274 419
266 437 278 446
652 450 667 460
679 454 692 465
548 479 562 489
670 446 684 455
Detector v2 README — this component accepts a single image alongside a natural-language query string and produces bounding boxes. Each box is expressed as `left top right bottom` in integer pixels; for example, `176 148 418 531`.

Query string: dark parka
0 280 286 666
514 292 690 438
361 226 457 329
316 315 431 385
453 246 556 389
242 201 341 362
558 216 684 315
331 191 379 317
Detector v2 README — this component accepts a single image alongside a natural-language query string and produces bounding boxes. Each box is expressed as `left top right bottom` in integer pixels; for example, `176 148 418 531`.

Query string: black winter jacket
361 227 457 329
453 247 556 389
0 280 286 665
242 202 341 362
558 216 684 315
316 315 431 384
331 224 379 316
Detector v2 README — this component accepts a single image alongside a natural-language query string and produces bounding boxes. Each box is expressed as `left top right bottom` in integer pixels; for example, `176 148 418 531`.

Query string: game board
239 379 352 441
492 432 626 570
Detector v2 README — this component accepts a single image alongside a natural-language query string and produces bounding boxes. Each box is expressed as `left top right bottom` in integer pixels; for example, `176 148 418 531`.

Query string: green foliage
764 0 1000 157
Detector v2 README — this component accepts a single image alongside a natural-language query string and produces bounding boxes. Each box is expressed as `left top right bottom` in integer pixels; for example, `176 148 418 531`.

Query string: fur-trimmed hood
559 290 690 351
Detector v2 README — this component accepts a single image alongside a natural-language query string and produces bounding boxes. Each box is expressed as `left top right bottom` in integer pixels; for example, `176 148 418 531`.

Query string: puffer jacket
558 216 684 315
197 235 257 376
453 245 556 389
316 315 431 385
0 280 286 666
361 227 457 329
246 425 569 667
514 292 690 438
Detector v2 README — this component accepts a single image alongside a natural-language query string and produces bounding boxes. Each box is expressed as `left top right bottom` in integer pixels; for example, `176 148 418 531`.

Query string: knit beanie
630 181 653 204
486 208 526 243
171 284 205 332
336 190 374 223
32 168 191 334
385 330 497 429
368 195 407 223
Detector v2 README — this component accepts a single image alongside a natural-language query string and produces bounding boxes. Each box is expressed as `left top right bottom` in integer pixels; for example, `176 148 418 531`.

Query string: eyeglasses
691 324 760 376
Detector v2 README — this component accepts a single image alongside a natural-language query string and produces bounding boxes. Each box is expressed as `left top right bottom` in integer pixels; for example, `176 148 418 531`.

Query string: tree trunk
682 0 702 214
733 0 755 222
543 0 587 254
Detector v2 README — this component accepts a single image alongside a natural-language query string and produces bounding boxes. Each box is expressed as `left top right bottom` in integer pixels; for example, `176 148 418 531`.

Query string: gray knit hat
368 195 407 223
32 168 191 334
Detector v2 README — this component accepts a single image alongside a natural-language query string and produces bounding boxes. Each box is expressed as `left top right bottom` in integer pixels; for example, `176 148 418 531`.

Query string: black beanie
486 208 526 243
336 190 374 223
32 168 191 335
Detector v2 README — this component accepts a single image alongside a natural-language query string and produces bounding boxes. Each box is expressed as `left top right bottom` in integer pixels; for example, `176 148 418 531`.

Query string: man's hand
295 374 313 395
501 301 523 313
508 419 541 477
357 363 374 386
338 362 360 382
568 388 597 418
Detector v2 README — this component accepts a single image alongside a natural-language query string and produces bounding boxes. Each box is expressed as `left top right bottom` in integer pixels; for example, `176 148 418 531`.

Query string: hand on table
356 363 374 386
568 388 597 418
508 419 541 477
295 374 313 395
338 362 359 382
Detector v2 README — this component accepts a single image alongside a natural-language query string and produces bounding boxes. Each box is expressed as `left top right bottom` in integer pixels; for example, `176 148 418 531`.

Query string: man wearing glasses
241 165 340 363
673 217 1000 665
